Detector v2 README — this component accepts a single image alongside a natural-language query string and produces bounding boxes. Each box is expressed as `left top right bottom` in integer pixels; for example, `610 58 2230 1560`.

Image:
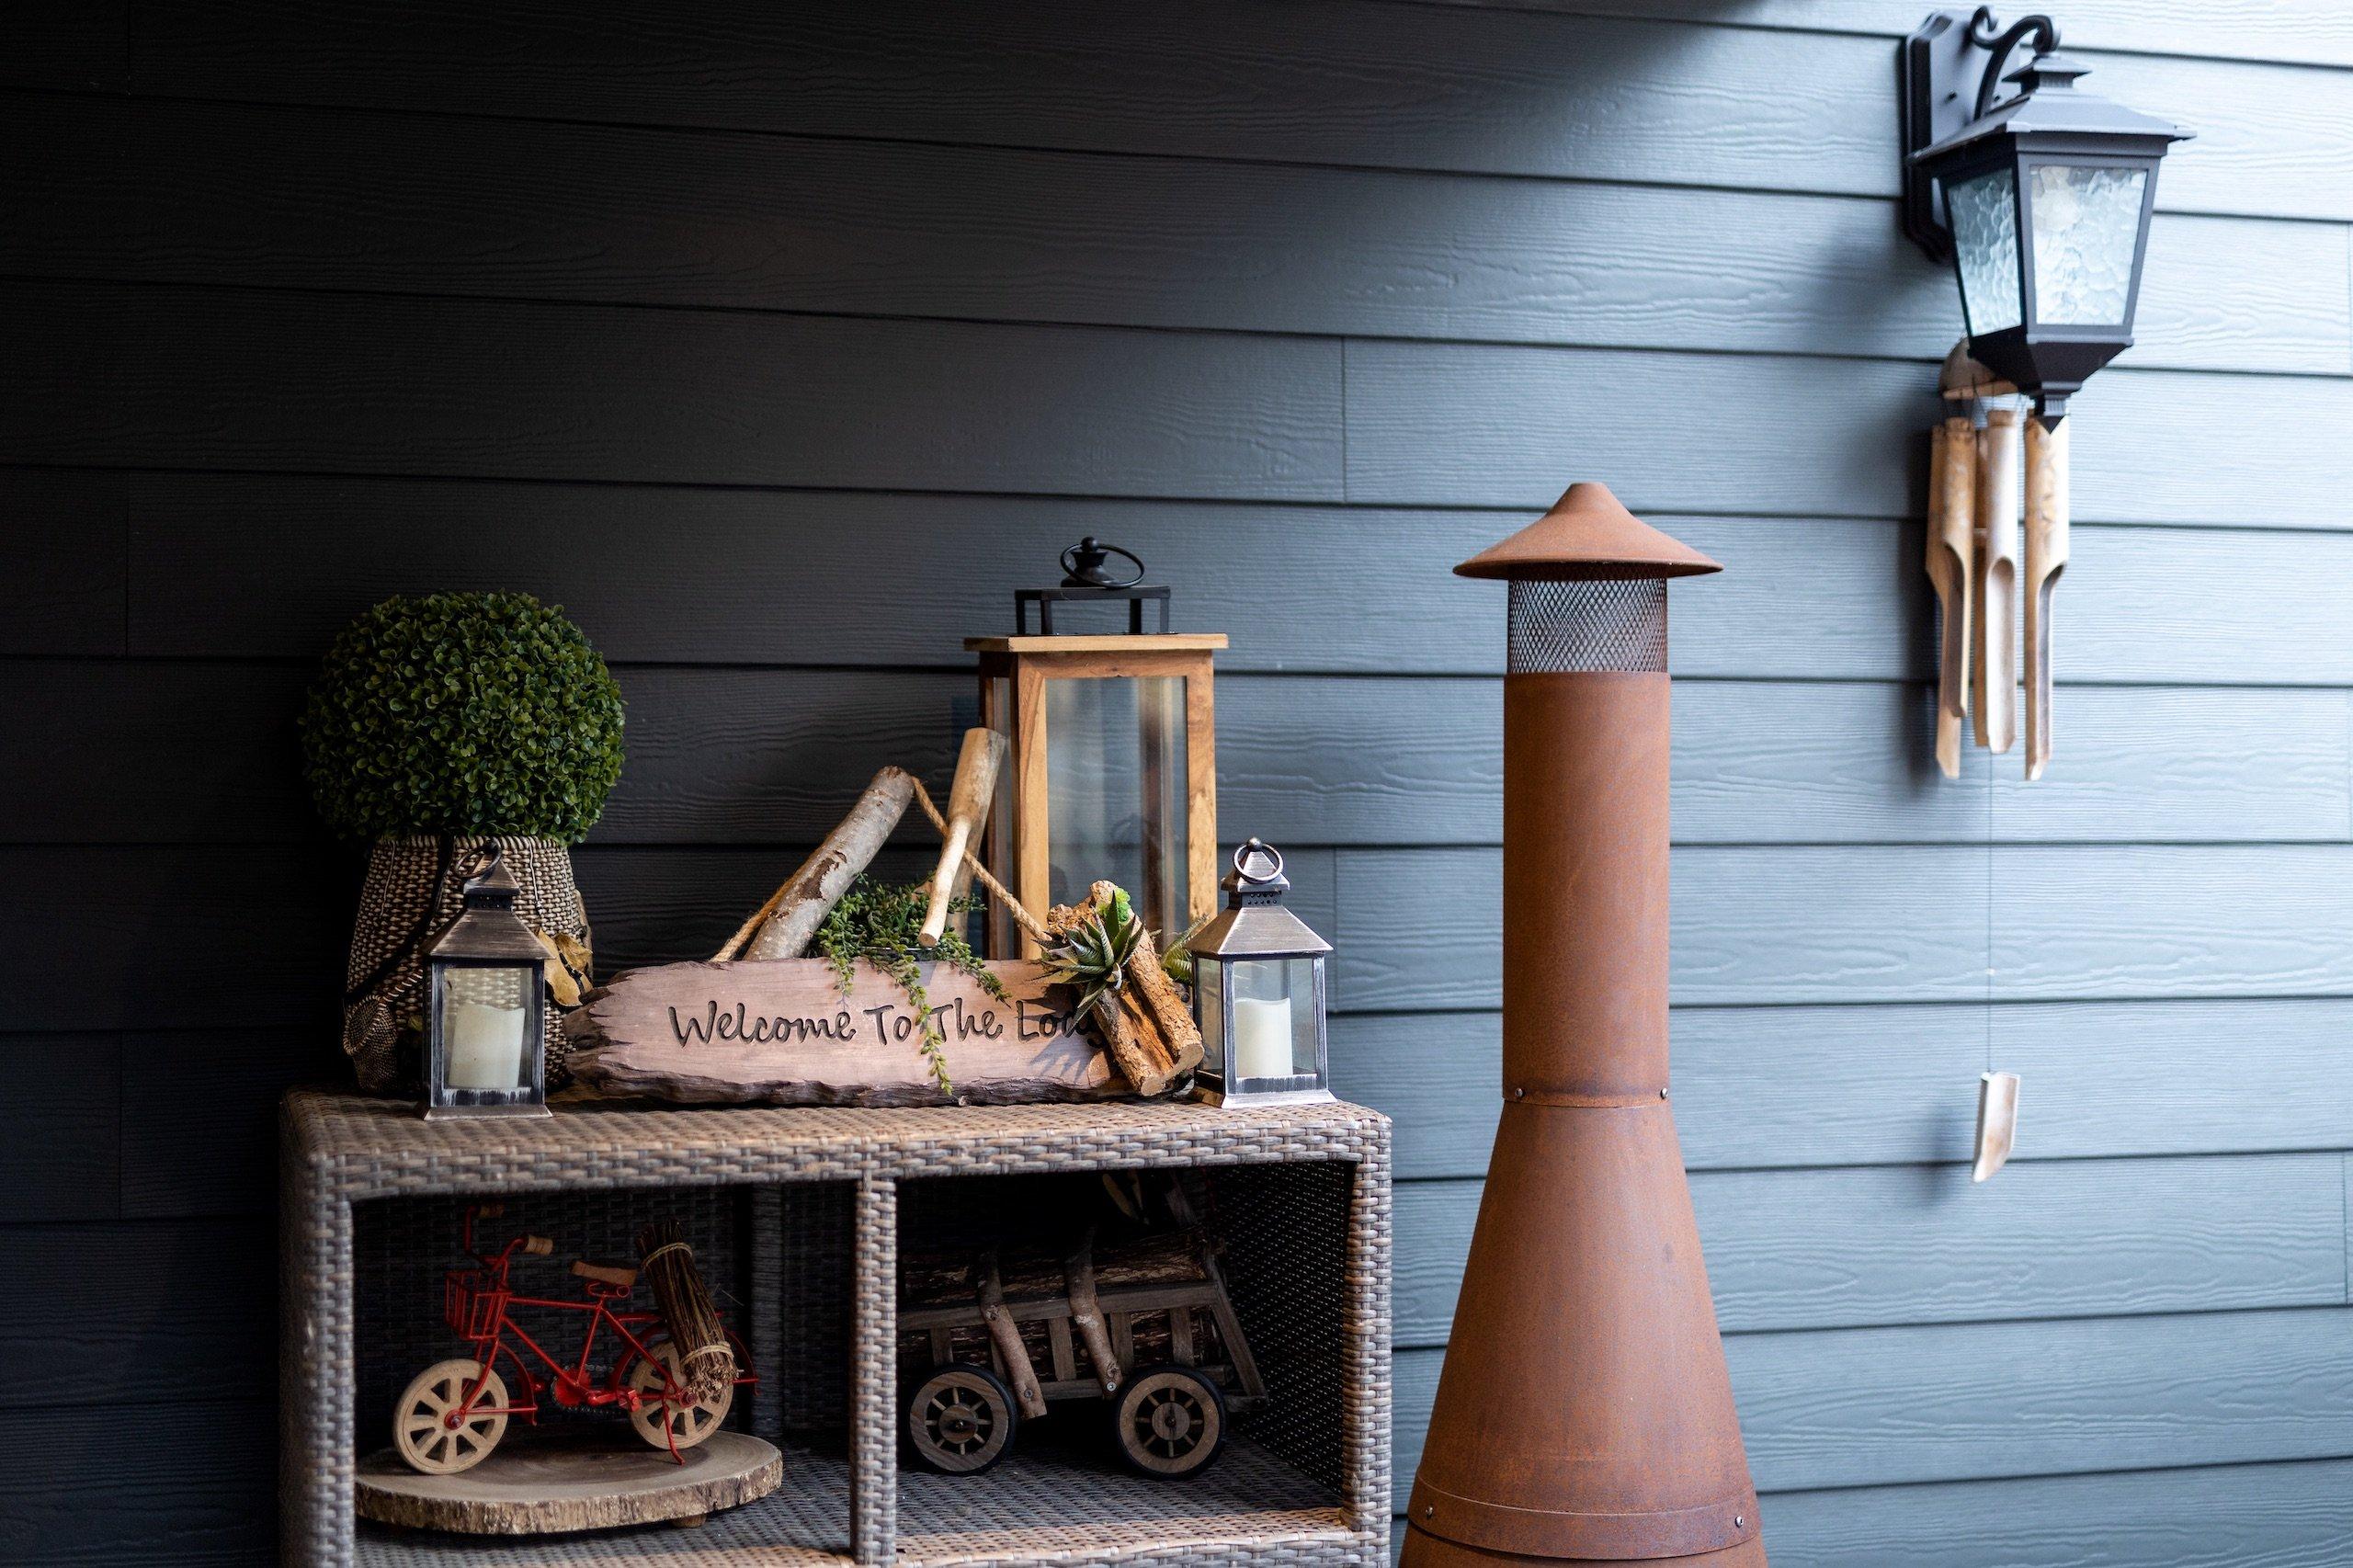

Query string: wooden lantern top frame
968 633 1223 959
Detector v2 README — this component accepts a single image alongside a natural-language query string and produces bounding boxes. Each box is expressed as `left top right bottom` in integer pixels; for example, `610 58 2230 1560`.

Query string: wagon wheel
906 1365 1018 1474
1112 1365 1226 1479
393 1358 510 1475
625 1341 733 1451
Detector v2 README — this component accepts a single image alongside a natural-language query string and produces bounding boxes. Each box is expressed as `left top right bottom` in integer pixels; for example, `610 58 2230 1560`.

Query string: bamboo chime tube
1972 405 2022 755
2023 416 2070 781
1928 416 1977 779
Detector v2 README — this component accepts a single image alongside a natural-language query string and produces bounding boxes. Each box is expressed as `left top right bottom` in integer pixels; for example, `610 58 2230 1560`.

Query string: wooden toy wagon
897 1223 1267 1478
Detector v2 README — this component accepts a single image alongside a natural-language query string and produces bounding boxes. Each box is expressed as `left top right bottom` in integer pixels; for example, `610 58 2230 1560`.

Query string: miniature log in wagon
898 1224 1265 1479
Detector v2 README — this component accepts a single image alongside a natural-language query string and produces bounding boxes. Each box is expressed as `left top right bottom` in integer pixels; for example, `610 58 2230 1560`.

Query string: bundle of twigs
635 1219 734 1405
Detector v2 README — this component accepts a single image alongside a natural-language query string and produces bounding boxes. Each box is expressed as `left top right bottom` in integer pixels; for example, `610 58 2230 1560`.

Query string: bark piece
1045 880 1203 1097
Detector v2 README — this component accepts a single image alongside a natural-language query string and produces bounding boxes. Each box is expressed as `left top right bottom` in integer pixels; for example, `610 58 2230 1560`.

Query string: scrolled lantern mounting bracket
1901 8 2061 261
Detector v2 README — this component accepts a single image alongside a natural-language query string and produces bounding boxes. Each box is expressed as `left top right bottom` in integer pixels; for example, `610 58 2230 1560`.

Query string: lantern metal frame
423 847 552 1121
1900 7 2188 420
1185 840 1334 1108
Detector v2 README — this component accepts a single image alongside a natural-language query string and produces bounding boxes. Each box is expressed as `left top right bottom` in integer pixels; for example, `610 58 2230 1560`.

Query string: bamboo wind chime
1927 343 2070 781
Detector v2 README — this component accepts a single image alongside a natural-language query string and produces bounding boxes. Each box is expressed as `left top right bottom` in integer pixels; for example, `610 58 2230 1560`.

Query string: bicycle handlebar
519 1235 554 1256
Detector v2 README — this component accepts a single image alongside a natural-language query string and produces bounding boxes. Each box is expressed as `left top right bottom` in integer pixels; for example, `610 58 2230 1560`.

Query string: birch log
920 729 1006 947
724 767 915 961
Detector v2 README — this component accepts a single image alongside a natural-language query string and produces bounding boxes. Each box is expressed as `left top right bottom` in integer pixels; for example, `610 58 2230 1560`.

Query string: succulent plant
1043 886 1145 1023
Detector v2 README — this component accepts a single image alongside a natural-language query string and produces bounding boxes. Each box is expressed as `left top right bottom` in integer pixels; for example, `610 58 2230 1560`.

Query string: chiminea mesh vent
1507 578 1667 673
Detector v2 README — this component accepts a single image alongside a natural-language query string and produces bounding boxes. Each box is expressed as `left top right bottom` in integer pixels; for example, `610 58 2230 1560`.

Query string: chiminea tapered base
1401 1524 1767 1567
1398 1102 1761 1566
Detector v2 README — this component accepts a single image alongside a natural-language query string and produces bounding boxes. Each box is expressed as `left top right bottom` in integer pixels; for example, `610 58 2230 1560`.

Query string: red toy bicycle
392 1204 756 1475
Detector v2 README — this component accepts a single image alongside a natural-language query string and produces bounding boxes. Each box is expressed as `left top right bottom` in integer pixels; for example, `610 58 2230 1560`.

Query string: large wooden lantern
1402 484 1762 1567
969 540 1222 958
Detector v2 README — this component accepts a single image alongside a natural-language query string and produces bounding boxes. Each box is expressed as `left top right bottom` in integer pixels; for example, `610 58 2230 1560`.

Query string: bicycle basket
445 1268 506 1340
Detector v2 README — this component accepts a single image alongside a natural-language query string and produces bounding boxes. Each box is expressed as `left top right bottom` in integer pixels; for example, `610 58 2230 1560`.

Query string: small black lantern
1185 839 1332 1108
1901 8 2188 420
424 846 551 1120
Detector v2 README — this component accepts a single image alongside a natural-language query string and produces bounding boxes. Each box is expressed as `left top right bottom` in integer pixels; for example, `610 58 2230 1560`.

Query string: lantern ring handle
1233 837 1285 883
455 841 505 887
1059 539 1145 589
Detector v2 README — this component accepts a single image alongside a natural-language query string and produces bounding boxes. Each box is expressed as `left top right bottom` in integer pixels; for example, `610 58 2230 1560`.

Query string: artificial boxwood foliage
301 593 625 844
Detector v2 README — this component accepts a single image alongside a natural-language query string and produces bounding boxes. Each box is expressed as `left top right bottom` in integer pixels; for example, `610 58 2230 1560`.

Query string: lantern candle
1231 994 1294 1081
444 975 529 1090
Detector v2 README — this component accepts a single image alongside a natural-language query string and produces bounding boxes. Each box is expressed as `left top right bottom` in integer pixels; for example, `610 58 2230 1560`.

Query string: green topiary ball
300 593 625 844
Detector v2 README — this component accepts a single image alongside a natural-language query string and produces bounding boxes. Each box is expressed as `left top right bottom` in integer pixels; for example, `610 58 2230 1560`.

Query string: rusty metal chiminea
1401 483 1764 1568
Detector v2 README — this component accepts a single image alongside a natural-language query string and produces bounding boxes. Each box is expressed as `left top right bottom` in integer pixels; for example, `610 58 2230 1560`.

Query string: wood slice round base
356 1430 782 1535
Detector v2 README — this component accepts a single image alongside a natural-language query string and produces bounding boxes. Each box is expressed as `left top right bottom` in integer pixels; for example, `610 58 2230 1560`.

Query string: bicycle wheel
626 1341 733 1451
393 1358 509 1475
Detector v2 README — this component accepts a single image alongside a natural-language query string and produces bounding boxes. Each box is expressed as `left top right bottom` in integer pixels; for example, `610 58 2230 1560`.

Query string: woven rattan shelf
284 1091 1392 1568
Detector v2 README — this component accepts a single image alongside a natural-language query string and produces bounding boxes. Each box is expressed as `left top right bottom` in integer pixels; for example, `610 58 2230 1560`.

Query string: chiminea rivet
1514 1086 1526 1100
1659 1087 1669 1099
1735 1516 1745 1528
1424 1506 1435 1518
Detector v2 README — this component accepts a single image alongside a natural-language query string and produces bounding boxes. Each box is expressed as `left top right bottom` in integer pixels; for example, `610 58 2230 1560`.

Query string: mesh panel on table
1206 1162 1351 1494
1506 577 1667 673
352 1186 770 1454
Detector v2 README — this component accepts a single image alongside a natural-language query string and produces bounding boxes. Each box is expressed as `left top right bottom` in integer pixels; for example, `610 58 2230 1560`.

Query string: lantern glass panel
1947 165 2022 336
435 963 533 1092
1226 957 1318 1081
1196 954 1226 1080
2027 163 2146 325
1044 673 1188 942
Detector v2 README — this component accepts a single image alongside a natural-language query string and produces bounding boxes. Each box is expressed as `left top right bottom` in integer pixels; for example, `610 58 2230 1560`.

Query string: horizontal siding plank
1753 1456 2353 1568
0 1220 272 1405
55 470 2353 676
1395 1306 2353 1493
10 662 2339 847
1343 997 2353 1180
1392 1153 2347 1343
2 282 1343 499
1344 845 2353 1010
1335 1006 1986 1179
1463 2 2353 71
113 2 2353 220
1345 338 2353 529
9 93 2339 377
1336 845 1992 1010
0 467 125 656
1993 846 2353 999
120 1029 325 1220
0 1398 271 1564
0 1034 120 1221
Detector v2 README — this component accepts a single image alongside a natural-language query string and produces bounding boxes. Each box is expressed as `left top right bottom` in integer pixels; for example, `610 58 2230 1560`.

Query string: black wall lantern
1901 8 2188 419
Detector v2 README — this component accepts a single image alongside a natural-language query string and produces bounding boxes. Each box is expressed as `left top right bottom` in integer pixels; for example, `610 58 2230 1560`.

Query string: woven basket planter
340 835 590 1095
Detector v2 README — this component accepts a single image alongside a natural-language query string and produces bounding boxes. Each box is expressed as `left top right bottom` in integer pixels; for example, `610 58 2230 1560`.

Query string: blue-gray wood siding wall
4 3 2351 1562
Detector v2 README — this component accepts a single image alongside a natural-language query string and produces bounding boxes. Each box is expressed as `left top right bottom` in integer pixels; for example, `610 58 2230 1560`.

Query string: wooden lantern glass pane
1044 674 1188 943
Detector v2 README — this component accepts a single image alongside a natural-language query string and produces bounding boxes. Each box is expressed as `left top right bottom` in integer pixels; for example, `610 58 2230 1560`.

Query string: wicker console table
282 1090 1392 1567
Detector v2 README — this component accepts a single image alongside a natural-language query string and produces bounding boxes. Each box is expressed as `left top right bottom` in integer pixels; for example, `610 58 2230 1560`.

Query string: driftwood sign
564 959 1125 1107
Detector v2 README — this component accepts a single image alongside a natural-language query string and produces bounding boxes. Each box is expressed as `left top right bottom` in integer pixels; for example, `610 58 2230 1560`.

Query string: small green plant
813 878 1005 1096
300 593 625 843
1043 886 1145 1024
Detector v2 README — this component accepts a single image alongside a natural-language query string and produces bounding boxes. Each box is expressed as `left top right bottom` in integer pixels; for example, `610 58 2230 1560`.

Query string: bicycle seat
571 1259 639 1289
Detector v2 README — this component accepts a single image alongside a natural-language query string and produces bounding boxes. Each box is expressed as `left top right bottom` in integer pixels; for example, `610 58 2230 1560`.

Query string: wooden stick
977 1251 1049 1418
1063 1229 1121 1394
919 729 1006 948
1973 404 2022 755
2023 415 2070 781
1927 417 1977 778
720 767 915 962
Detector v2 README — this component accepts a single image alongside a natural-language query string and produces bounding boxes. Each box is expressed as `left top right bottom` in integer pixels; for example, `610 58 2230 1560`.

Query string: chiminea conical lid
1454 483 1722 581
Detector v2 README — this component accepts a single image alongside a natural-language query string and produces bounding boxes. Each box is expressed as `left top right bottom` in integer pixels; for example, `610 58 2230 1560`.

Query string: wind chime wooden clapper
1928 341 2067 782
